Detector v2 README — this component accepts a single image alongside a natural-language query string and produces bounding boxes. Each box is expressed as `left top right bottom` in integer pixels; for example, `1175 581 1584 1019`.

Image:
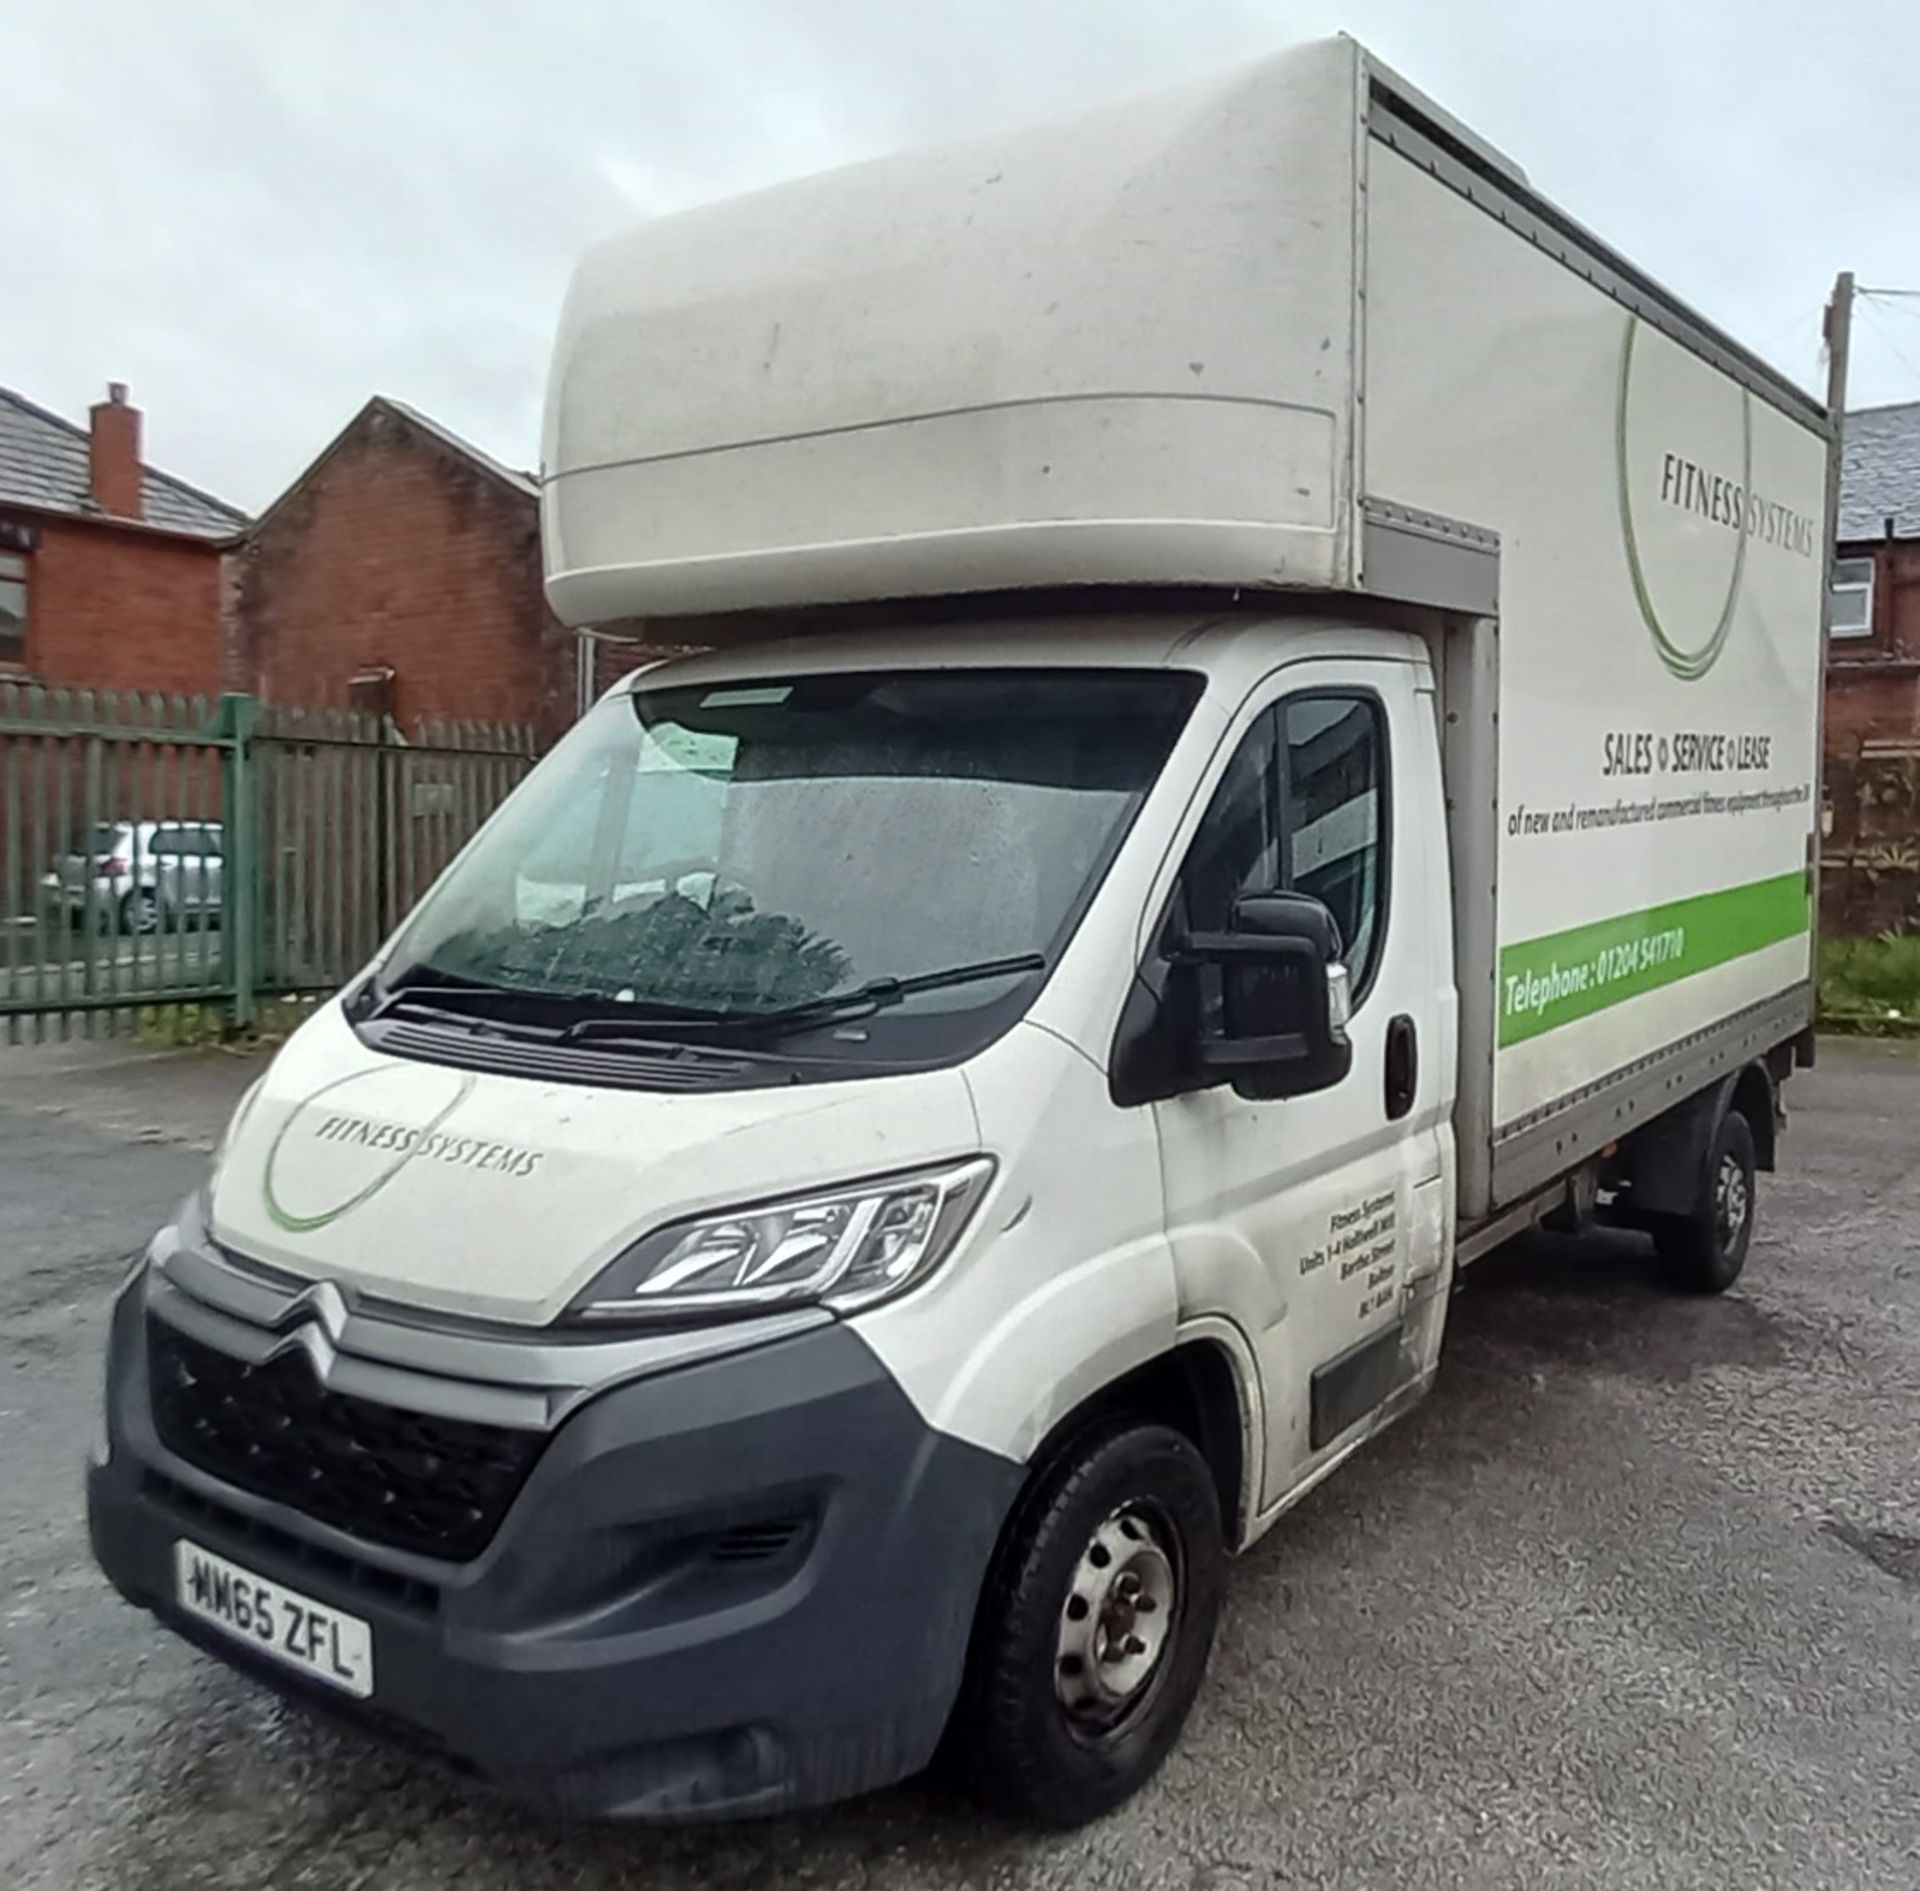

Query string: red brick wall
1880 542 1920 658
236 404 575 742
0 514 227 698
1827 668 1920 751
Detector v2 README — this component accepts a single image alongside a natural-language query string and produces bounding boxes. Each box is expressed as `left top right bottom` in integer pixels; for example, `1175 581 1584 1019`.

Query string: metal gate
0 683 536 1044
255 704 539 1001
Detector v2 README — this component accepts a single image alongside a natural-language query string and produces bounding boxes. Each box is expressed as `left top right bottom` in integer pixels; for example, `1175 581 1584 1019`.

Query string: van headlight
563 1157 995 1324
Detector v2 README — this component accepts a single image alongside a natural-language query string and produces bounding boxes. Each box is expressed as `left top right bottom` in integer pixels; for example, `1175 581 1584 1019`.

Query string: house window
1830 555 1875 640
0 551 25 663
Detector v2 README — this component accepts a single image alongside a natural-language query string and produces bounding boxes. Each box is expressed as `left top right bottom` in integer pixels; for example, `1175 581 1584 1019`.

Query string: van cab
91 615 1459 1821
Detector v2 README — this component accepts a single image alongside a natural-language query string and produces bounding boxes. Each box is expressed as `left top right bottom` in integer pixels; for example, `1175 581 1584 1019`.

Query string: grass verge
1820 935 1920 1037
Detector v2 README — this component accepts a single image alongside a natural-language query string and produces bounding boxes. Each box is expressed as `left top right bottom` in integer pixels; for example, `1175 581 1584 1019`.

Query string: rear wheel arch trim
1623 1058 1777 1213
1726 1060 1778 1172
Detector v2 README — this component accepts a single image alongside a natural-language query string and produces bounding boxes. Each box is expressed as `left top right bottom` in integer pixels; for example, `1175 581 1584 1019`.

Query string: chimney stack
88 381 143 520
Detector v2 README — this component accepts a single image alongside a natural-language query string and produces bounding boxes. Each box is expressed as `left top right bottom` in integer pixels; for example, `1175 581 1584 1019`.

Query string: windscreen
381 668 1199 1047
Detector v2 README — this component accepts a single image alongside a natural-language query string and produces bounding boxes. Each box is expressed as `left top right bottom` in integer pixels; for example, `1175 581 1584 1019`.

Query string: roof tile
1840 401 1920 543
0 386 247 539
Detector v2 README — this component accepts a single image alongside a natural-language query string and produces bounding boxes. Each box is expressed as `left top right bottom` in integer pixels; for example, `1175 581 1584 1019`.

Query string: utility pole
1812 271 1854 968
574 623 661 720
1820 271 1854 624
576 626 598 723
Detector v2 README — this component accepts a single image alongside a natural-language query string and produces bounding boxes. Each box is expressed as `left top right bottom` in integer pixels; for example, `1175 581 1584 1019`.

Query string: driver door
1150 657 1452 1518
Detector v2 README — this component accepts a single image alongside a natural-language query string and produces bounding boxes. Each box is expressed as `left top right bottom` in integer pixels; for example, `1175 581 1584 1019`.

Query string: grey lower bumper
88 1284 1023 1820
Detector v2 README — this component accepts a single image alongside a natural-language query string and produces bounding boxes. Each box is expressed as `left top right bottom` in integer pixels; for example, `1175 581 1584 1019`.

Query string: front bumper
88 1281 1022 1820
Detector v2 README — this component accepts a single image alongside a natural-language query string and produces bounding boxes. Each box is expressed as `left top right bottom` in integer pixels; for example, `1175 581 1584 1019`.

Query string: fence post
217 692 260 1034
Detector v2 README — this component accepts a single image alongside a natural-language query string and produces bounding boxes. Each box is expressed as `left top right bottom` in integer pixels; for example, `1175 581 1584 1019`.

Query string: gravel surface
4 1037 1919 1889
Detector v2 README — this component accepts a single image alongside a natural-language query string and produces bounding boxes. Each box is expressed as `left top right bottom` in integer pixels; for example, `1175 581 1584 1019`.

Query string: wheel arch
1727 1060 1778 1173
1017 1327 1261 1551
1623 1058 1777 1214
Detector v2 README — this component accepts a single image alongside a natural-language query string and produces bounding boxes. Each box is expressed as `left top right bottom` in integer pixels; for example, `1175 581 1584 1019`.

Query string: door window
1176 691 1388 998
1283 697 1386 995
1181 711 1282 935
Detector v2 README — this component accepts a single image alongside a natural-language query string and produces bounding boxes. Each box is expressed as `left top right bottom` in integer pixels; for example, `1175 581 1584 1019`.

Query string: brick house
235 398 591 743
0 383 246 695
1827 400 1920 748
1823 401 1920 935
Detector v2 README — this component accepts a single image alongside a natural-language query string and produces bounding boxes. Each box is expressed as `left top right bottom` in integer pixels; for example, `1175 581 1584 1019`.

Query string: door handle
1385 1014 1418 1121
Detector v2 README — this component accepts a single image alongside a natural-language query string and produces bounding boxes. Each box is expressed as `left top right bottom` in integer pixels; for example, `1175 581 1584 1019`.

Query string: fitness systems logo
261 1065 545 1234
1616 314 1818 682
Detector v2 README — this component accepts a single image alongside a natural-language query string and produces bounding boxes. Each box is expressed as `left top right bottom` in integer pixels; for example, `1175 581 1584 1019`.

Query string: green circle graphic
1616 313 1752 682
262 1066 476 1233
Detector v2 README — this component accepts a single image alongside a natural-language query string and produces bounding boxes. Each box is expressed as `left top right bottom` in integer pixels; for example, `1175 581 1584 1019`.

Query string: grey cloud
7 0 1915 511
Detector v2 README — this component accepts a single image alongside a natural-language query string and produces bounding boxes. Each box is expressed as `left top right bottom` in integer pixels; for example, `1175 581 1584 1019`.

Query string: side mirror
1185 891 1354 1101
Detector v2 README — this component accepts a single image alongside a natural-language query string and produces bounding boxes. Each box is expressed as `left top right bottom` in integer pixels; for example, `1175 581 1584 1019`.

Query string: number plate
174 1540 374 1698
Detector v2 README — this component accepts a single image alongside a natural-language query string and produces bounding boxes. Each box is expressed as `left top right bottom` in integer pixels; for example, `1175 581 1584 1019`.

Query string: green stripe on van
1497 872 1809 1048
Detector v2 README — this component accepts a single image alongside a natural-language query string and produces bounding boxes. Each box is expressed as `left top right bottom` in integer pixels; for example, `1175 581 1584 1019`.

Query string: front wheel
1651 1107 1756 1293
952 1419 1225 1828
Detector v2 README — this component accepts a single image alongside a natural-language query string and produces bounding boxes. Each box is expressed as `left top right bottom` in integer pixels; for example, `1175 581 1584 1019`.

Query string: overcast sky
8 0 1919 512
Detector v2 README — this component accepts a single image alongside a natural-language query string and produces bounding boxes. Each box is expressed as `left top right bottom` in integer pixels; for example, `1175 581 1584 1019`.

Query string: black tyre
952 1418 1225 1828
1652 1107 1756 1294
119 888 160 937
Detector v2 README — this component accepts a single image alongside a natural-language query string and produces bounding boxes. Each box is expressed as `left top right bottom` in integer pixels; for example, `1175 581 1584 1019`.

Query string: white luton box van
91 38 1829 1826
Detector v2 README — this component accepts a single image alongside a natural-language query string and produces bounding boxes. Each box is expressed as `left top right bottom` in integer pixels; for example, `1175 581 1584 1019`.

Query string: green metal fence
255 703 541 1001
0 683 538 1044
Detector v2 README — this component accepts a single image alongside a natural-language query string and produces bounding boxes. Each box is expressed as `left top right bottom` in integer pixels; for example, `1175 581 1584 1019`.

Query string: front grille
142 1469 442 1615
147 1317 546 1563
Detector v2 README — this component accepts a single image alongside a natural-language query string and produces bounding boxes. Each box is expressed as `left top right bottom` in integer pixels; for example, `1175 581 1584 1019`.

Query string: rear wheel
952 1419 1224 1828
1652 1107 1756 1293
119 888 160 936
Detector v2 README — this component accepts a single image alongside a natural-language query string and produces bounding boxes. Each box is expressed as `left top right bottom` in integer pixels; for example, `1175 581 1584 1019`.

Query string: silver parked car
43 821 225 936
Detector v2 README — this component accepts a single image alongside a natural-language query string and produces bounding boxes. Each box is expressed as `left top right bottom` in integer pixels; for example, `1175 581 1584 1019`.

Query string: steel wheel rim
1715 1150 1750 1251
1054 1503 1181 1735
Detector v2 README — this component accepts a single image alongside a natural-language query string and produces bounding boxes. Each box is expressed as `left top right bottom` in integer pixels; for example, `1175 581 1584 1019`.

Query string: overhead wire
1856 293 1920 393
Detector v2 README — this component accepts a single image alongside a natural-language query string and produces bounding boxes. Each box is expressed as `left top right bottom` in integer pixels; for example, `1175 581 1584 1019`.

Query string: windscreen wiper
553 954 1046 1048
556 998 735 1041
716 952 1049 1039
353 967 514 1029
360 969 530 1026
370 966 733 1035
367 970 599 1037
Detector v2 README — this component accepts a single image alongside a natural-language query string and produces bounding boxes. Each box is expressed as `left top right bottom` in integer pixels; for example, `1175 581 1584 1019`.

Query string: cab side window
1181 709 1283 935
1174 692 1388 994
1115 689 1388 1106
1283 695 1386 996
